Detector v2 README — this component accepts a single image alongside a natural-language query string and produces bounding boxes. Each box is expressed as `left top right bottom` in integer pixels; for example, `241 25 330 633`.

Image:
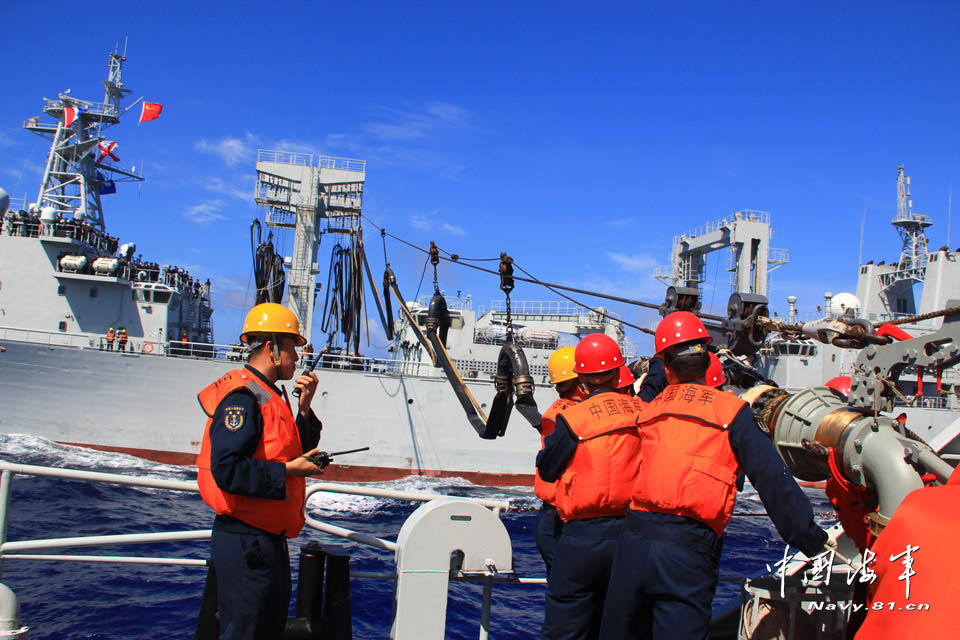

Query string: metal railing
0 461 541 638
489 300 582 317
674 209 771 244
257 149 366 173
415 294 475 311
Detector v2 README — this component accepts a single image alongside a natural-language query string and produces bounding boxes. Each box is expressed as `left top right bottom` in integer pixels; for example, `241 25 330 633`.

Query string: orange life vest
553 391 647 522
106 330 115 342
630 383 746 537
535 396 581 505
855 468 960 639
195 368 306 537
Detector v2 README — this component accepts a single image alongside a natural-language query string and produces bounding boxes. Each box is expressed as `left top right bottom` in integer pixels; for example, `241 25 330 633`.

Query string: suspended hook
430 241 441 293
499 253 514 294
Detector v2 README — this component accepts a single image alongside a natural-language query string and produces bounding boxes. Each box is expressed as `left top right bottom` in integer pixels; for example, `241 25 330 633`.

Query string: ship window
788 343 801 355
58 321 67 332
89 287 98 298
832 354 836 362
415 313 427 327
450 315 464 330
153 290 171 304
58 284 66 296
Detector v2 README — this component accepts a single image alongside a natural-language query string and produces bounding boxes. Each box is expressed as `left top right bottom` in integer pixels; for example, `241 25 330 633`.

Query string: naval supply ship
0 49 637 485
651 174 960 465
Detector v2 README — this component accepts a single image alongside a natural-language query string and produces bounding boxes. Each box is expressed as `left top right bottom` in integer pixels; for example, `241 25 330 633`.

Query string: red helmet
706 353 726 387
825 376 852 398
655 311 711 355
617 365 636 389
575 333 624 374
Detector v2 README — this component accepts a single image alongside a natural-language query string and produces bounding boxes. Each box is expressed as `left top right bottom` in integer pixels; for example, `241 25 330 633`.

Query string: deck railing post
0 470 12 578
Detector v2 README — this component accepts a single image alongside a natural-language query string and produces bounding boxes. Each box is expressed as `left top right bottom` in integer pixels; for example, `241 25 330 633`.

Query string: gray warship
0 48 637 485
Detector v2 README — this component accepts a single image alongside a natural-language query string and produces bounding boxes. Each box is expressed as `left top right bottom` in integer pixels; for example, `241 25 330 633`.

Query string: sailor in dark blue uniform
197 303 324 640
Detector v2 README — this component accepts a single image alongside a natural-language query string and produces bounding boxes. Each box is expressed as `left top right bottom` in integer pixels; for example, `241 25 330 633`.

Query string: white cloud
204 176 252 201
272 138 316 154
607 252 657 272
409 210 464 235
425 101 466 122
365 122 423 141
365 101 470 142
607 217 634 228
195 133 258 167
1 159 44 180
184 200 227 223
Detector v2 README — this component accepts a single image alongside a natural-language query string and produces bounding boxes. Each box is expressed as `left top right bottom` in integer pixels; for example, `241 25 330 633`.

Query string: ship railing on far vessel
0 460 542 639
0 326 559 382
256 149 366 173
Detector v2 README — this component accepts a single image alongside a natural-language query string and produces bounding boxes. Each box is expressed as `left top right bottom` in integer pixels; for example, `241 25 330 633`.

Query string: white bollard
0 583 28 638
390 498 513 639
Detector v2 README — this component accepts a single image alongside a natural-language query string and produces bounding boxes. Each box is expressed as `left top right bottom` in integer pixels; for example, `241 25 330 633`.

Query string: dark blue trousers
599 509 722 640
535 502 564 577
211 528 291 640
541 516 623 640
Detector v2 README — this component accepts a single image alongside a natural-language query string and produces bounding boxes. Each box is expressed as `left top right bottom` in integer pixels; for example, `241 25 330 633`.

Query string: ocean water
0 435 833 639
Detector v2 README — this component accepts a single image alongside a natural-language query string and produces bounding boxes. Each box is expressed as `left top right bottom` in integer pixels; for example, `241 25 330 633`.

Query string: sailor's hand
296 371 319 415
286 448 324 476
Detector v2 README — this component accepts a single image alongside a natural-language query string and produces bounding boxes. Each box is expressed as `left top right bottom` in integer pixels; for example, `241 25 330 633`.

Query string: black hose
250 219 285 304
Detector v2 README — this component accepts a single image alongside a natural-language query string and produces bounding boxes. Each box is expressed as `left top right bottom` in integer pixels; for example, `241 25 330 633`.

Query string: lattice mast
26 43 143 231
889 165 932 286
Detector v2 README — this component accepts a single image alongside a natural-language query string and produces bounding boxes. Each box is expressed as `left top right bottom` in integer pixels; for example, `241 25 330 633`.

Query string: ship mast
653 210 789 299
255 151 367 345
882 165 932 288
25 44 143 231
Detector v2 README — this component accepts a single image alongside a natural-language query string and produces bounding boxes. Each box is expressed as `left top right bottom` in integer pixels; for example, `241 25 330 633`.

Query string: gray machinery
742 307 960 536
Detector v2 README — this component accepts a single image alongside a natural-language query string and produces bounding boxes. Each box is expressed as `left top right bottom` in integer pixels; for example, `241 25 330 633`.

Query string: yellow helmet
548 346 578 384
240 302 307 346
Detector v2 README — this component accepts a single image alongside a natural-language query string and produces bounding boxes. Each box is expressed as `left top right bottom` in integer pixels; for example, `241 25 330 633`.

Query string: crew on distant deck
535 346 587 576
599 311 830 640
195 302 325 640
105 327 115 351
302 343 315 368
536 334 667 639
117 328 128 353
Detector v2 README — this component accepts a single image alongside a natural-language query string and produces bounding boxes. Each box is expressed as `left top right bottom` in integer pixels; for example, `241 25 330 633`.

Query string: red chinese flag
139 102 164 123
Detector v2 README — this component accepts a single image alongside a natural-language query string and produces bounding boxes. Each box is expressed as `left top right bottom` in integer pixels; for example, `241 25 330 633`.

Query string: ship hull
0 340 543 486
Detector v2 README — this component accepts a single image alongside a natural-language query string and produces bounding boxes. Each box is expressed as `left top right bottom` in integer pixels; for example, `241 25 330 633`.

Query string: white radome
829 292 861 317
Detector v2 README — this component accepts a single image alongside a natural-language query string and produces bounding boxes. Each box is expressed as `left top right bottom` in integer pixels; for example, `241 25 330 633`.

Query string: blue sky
2 2 958 354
